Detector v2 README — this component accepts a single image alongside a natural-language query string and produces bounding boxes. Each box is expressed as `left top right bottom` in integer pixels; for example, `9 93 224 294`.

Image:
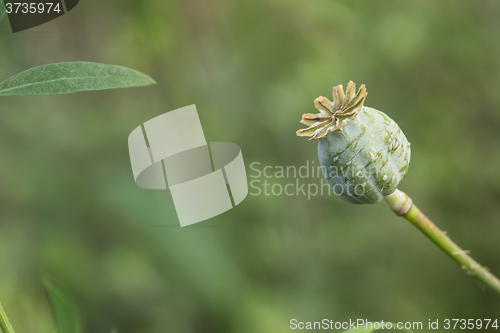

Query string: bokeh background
1 0 500 332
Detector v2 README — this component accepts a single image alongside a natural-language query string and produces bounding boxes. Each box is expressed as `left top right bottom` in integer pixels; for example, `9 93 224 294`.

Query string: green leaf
342 322 413 333
43 279 82 333
0 301 16 333
0 62 156 96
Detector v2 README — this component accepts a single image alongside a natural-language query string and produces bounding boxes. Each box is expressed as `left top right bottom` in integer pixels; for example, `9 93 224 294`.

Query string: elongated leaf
0 301 16 333
343 322 413 333
43 279 82 333
0 62 156 96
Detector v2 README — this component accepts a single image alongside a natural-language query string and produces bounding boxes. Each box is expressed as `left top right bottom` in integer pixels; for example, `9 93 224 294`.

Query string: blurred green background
1 0 500 332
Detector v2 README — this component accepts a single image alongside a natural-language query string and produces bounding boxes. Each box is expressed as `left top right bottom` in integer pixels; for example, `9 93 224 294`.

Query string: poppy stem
384 189 500 295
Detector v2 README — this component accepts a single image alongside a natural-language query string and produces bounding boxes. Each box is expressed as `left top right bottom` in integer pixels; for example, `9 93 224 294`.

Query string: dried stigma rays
296 81 367 140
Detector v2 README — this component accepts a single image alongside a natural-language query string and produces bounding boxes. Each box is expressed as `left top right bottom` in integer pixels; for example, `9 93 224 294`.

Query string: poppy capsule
297 81 411 204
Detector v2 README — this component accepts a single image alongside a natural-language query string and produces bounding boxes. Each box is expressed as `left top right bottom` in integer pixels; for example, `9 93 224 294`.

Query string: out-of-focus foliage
43 279 81 333
1 0 500 332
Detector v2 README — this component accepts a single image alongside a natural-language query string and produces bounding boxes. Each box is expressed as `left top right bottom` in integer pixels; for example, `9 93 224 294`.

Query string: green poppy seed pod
297 81 411 204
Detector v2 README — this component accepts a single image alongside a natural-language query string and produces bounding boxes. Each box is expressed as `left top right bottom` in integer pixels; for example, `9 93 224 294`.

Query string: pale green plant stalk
385 189 500 295
0 302 16 333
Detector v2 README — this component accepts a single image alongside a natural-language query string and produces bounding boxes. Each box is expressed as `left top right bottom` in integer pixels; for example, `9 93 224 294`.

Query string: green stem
0 302 16 333
385 189 500 295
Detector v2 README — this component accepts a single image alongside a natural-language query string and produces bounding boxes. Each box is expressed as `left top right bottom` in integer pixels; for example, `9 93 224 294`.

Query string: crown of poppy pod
296 81 367 140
